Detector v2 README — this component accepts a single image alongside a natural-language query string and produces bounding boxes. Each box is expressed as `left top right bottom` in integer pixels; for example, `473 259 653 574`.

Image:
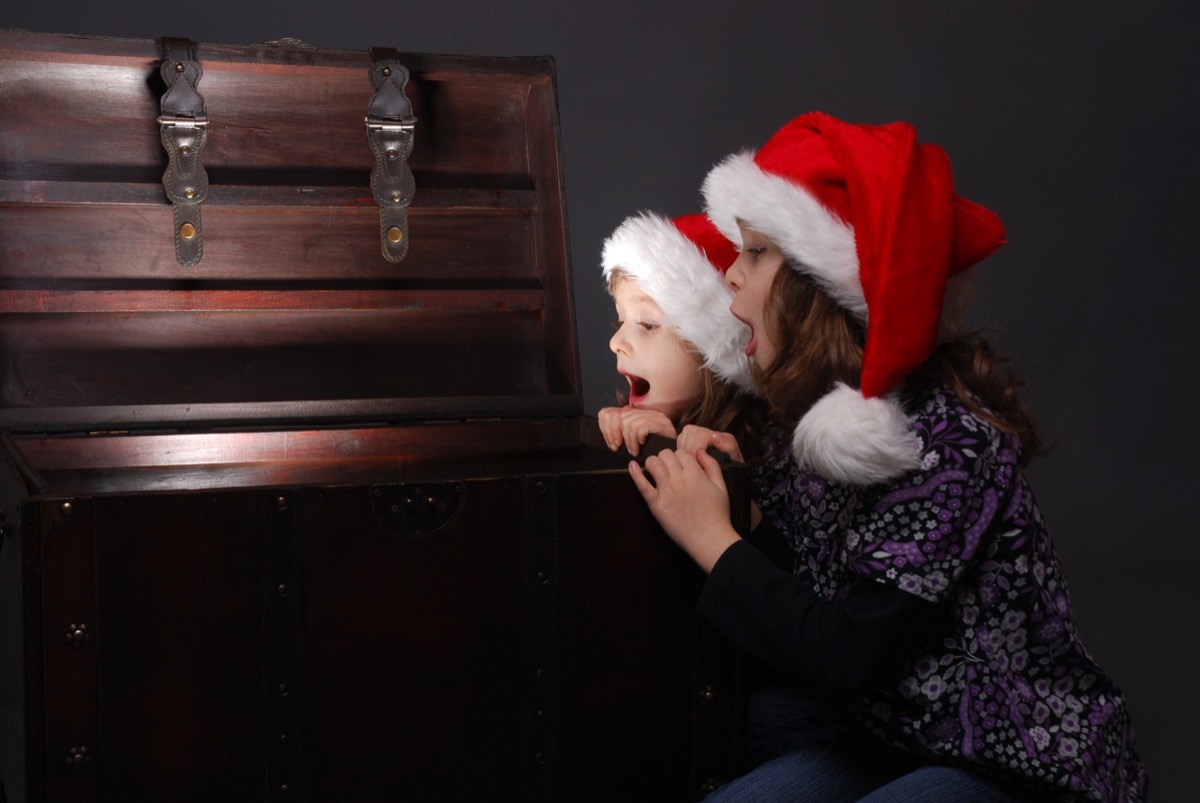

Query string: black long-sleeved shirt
699 521 940 697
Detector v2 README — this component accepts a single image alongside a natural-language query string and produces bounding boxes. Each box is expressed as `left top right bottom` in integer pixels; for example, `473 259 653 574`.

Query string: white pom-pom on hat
791 383 923 485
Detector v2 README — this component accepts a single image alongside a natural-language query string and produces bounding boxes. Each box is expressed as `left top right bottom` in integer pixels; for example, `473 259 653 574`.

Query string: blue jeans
707 685 1025 802
705 748 1024 802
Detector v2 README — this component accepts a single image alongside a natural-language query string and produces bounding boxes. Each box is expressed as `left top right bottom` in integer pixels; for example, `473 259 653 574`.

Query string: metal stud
65 623 92 648
66 745 92 769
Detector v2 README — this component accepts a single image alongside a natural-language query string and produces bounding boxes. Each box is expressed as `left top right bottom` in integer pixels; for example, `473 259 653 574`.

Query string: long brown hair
753 265 1044 465
685 368 771 459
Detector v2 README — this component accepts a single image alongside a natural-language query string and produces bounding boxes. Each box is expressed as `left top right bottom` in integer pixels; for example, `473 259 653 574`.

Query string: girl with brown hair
630 112 1147 802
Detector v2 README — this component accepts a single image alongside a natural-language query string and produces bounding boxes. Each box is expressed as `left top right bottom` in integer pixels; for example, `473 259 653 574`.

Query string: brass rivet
386 148 397 159
179 145 190 156
386 226 404 244
184 188 195 199
60 501 74 517
278 683 289 696
175 63 185 73
278 584 289 596
66 744 91 767
179 222 197 240
391 192 401 203
280 784 290 795
382 66 392 76
276 496 288 510
65 623 91 648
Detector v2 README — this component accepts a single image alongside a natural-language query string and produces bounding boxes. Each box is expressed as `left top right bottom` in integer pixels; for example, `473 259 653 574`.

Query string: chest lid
0 30 578 434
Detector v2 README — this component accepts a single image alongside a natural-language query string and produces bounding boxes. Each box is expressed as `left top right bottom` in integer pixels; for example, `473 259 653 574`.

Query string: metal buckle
157 114 209 127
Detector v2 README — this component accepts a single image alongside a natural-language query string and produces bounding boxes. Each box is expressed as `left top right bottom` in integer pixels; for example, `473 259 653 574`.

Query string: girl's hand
677 425 762 530
677 425 746 463
598 406 678 456
629 447 741 573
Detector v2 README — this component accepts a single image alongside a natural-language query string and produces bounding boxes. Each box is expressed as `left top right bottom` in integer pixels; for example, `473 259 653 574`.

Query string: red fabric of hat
754 112 1005 400
672 212 739 275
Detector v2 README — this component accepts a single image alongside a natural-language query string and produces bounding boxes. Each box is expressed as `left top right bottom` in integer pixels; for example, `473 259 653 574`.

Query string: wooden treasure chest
0 30 747 802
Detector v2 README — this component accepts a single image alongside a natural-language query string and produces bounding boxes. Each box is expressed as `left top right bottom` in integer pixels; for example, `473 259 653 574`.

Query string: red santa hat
703 111 1006 484
602 211 753 392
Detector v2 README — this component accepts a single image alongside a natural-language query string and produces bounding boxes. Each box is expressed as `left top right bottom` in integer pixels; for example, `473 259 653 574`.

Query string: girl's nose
609 326 626 354
725 258 745 292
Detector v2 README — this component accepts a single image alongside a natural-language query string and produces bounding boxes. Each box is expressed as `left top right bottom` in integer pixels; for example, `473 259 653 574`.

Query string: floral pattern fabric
751 385 1148 802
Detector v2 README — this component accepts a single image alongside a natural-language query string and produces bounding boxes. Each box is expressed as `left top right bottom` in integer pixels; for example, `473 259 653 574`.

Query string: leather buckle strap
366 46 416 264
158 37 209 266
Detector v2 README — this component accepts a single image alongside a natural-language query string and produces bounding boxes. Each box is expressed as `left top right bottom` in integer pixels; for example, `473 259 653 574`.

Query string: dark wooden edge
0 182 538 209
0 394 582 436
0 28 557 77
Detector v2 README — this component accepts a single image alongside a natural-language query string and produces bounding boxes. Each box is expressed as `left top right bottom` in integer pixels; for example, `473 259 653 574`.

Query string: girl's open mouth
627 374 651 406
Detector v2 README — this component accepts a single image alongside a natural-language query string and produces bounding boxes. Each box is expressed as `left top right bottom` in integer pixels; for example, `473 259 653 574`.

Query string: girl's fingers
695 447 727 487
628 460 655 498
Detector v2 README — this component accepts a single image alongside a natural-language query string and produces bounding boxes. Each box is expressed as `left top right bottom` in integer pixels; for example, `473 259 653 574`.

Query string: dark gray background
4 1 1196 799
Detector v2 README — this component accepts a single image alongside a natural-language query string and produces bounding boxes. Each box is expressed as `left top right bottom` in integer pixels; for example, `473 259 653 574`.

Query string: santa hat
602 212 753 391
703 111 1006 484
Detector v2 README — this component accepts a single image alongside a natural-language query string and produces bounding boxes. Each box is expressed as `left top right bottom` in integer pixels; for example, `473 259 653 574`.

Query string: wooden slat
0 288 545 314
9 417 609 495
17 418 581 470
0 308 566 413
0 205 537 281
0 35 552 181
0 395 583 435
0 182 536 208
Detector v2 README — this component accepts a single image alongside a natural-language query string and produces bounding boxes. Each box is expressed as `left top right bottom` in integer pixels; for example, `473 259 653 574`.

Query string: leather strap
158 37 209 266
365 47 416 263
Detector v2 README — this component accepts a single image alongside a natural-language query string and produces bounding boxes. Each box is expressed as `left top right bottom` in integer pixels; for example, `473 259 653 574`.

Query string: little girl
630 113 1148 801
599 211 764 459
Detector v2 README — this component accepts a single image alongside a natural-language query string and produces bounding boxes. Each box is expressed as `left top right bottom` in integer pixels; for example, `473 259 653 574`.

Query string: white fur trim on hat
703 151 866 320
791 382 923 485
602 212 753 391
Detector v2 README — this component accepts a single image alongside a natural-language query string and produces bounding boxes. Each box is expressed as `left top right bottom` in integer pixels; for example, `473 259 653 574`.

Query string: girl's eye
612 318 624 331
639 322 659 333
745 246 766 256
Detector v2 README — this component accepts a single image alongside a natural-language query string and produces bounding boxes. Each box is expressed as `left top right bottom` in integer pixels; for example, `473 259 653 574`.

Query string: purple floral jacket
752 384 1148 801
